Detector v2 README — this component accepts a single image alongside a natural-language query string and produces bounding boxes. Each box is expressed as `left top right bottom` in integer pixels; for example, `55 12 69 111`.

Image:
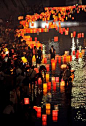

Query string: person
37 46 42 65
50 45 56 59
62 63 71 88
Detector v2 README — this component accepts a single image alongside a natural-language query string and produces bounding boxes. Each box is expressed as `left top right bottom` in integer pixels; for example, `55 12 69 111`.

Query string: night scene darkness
0 0 86 126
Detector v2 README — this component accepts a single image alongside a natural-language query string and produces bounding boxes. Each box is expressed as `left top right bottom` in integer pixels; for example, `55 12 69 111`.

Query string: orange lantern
51 77 55 83
46 103 51 110
44 58 47 64
24 98 29 105
46 73 49 82
60 79 65 86
46 109 51 115
54 36 58 42
43 83 47 94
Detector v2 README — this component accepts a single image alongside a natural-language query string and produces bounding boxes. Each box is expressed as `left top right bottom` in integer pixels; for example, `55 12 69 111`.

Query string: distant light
29 21 38 28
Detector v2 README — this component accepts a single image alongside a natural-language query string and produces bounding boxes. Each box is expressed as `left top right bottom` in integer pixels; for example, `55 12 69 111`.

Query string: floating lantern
51 77 55 83
55 77 59 83
54 36 58 42
47 82 51 91
52 116 58 122
42 114 47 122
52 110 58 117
44 58 47 64
46 103 51 110
46 109 51 115
46 64 49 72
42 121 47 126
24 98 29 105
38 77 42 85
46 73 49 82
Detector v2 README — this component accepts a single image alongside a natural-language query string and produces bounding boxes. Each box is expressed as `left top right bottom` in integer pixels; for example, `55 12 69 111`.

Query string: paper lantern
52 116 58 122
51 77 55 83
47 82 51 91
53 82 56 91
42 114 47 122
82 33 84 38
46 73 49 82
42 121 47 126
63 56 66 63
73 31 76 37
46 64 49 72
76 53 79 59
37 107 41 113
38 77 42 85
46 103 51 110
52 110 58 117
51 62 56 70
54 36 58 42
60 80 65 86
72 50 75 55
46 109 51 115
24 98 29 104
35 37 37 41
32 55 36 62
37 112 41 118
55 77 59 83
43 83 47 93
44 58 47 64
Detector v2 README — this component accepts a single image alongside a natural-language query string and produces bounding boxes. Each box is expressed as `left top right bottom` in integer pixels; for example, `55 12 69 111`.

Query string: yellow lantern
32 55 36 62
46 73 49 82
43 83 47 93
21 57 27 63
46 103 51 110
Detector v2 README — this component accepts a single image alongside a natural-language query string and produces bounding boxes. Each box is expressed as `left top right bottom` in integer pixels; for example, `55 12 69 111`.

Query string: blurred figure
50 45 56 59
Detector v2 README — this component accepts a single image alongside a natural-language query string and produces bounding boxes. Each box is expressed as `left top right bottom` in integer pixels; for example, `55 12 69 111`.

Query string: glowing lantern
44 58 47 64
72 50 75 55
82 49 85 55
55 77 59 83
52 61 56 70
52 116 58 122
82 33 84 38
46 64 49 72
76 53 79 59
42 121 47 126
47 82 51 91
32 55 36 62
58 56 61 64
46 103 51 110
43 83 47 94
63 56 66 63
51 77 55 83
53 82 56 91
46 73 49 82
37 112 41 118
38 77 42 85
54 36 58 42
79 33 81 38
42 114 47 122
35 37 37 41
24 98 29 104
52 110 58 117
46 109 51 115
60 79 65 86
73 31 76 37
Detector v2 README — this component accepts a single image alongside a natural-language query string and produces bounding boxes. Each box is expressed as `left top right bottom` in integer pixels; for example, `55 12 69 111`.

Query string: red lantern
42 121 47 126
79 33 81 38
37 112 41 118
46 64 49 72
82 33 84 38
53 82 56 91
52 110 58 117
58 56 61 64
52 116 58 122
72 50 75 55
54 36 58 42
55 77 59 83
73 31 76 37
76 53 79 59
38 77 42 85
47 82 51 91
42 114 47 122
35 37 37 41
24 98 29 105
44 58 47 64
